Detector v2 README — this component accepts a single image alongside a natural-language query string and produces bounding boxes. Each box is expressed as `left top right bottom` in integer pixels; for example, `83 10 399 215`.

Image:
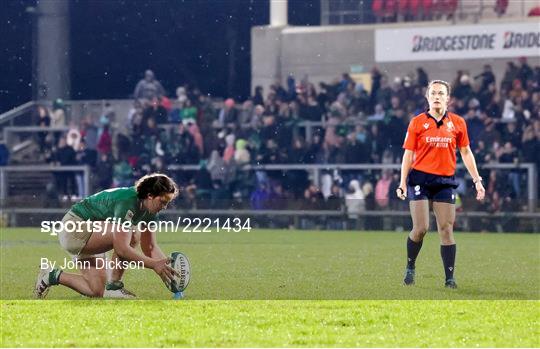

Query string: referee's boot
444 278 458 289
403 268 415 286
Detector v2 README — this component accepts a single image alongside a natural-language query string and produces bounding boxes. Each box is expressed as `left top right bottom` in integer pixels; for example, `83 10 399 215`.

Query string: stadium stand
1 58 538 232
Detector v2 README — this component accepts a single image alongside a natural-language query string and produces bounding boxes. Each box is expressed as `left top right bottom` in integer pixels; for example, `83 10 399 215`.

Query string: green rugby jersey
70 186 156 224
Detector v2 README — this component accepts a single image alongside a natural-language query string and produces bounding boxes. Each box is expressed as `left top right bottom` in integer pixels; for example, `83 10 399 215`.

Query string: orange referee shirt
402 111 470 176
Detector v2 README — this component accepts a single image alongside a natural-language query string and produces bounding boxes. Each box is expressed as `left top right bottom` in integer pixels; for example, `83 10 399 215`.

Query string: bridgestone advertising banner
375 22 540 62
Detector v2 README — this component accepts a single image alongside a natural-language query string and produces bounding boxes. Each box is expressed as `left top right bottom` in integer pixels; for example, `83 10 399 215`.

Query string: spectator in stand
345 179 365 229
408 0 422 21
50 99 66 127
501 120 521 147
259 139 287 164
473 140 489 164
501 62 519 92
143 97 168 125
390 78 407 105
66 122 82 151
187 121 204 157
521 125 540 174
372 0 384 22
207 150 226 182
528 5 540 16
484 93 501 118
223 134 236 164
288 137 308 164
249 104 265 130
437 0 458 20
453 74 474 102
52 136 78 200
252 86 264 106
134 69 165 101
478 118 502 146
237 100 254 129
259 114 278 145
181 99 198 124
250 182 270 211
375 170 392 209
369 123 385 163
35 105 52 152
350 83 371 116
96 124 112 156
112 158 133 187
517 57 533 88
325 182 343 211
367 103 386 122
375 75 393 110
495 0 508 16
477 82 496 110
386 108 408 161
397 0 410 21
464 108 485 150
421 0 434 20
474 64 496 91
303 182 325 212
234 139 251 165
217 98 238 129
497 141 520 197
344 129 369 164
299 94 324 121
167 123 198 165
142 118 167 161
95 153 113 191
416 67 429 88
80 116 98 152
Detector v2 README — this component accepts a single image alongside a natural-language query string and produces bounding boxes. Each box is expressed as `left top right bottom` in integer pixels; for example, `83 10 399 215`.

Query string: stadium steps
4 172 55 207
8 140 42 164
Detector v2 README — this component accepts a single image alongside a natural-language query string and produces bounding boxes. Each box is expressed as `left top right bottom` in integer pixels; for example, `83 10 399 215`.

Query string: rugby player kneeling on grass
35 173 179 299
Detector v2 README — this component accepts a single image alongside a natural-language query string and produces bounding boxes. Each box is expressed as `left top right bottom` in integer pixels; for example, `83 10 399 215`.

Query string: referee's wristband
473 177 483 184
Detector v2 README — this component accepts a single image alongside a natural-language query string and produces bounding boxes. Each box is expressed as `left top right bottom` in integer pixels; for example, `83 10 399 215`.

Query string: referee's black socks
440 244 456 281
406 237 423 269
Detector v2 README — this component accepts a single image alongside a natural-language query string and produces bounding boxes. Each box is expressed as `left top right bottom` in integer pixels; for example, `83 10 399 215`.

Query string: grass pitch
1 228 539 347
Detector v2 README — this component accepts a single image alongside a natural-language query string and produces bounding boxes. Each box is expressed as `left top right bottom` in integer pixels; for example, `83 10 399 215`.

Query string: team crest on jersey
446 121 454 132
423 123 429 129
125 210 134 222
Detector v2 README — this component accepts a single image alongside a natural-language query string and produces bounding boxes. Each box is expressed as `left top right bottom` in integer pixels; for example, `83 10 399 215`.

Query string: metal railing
167 162 538 209
0 165 91 204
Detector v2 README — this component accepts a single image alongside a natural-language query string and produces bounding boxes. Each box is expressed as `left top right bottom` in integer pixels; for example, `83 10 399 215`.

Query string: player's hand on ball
396 187 407 200
153 258 178 284
475 182 485 201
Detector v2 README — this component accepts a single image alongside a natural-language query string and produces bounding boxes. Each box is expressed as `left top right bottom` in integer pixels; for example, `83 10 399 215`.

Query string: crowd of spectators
370 0 517 23
27 59 540 229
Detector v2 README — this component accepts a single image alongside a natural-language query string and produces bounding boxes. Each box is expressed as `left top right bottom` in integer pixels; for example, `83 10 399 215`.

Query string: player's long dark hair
135 173 179 199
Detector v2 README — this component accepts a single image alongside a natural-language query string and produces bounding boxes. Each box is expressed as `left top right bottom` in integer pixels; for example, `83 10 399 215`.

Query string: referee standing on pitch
396 80 485 289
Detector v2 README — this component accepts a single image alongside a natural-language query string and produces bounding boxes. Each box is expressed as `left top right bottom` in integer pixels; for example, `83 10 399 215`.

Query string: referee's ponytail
135 173 179 199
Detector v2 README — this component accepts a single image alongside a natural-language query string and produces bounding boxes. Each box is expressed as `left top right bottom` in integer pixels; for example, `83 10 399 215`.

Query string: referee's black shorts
407 169 459 204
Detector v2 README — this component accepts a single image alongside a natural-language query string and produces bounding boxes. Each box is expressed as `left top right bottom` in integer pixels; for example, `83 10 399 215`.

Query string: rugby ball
165 252 191 293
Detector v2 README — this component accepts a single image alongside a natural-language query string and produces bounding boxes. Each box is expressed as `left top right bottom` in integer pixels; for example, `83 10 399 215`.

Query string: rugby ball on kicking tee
165 252 191 293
